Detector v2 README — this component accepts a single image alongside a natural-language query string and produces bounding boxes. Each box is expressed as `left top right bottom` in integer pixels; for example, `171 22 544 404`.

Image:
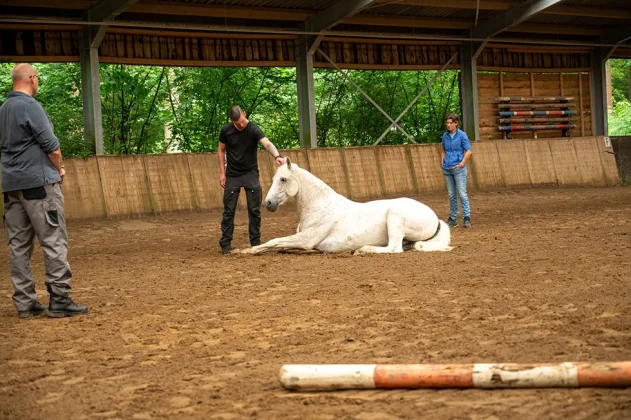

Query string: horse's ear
286 157 292 169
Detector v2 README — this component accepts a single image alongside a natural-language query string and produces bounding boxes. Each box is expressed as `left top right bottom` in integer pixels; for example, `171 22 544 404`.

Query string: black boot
18 301 47 318
48 294 88 318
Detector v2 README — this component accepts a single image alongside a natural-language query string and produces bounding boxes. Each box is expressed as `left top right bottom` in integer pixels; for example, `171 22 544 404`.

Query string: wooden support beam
88 0 140 22
128 1 310 21
79 28 104 155
470 0 564 40
589 48 607 136
461 41 480 141
601 26 631 60
373 0 631 19
301 0 375 33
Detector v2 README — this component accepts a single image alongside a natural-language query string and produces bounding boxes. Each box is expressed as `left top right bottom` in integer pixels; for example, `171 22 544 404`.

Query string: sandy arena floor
0 186 630 419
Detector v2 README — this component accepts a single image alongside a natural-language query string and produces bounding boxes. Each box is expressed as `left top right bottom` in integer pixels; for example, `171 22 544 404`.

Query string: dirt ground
1 186 630 420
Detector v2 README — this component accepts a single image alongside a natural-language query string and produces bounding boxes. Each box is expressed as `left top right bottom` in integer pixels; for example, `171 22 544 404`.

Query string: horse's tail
414 220 453 252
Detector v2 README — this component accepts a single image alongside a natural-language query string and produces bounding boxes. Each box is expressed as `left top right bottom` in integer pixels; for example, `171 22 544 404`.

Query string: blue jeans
442 166 470 220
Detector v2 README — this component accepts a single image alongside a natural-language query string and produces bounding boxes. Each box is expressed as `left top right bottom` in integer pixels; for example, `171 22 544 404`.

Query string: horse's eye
280 177 287 182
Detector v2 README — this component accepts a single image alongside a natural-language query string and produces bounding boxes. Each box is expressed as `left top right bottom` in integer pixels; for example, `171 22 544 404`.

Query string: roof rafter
87 0 140 22
469 0 565 40
373 0 631 19
297 0 376 55
84 0 141 49
601 25 631 46
300 0 376 33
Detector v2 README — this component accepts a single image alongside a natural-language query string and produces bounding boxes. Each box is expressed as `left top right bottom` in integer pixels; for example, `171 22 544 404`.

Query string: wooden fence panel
572 137 607 186
376 145 415 196
187 153 223 210
408 144 446 193
342 147 383 199
144 154 196 212
97 156 152 216
549 139 582 185
496 141 532 187
469 142 505 189
0 138 616 221
525 139 557 184
63 157 106 219
306 149 350 197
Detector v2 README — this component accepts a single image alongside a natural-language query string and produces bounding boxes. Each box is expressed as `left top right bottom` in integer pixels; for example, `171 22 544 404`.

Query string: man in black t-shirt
218 105 286 254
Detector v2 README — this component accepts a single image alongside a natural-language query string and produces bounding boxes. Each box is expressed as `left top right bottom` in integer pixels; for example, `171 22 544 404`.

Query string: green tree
100 64 169 154
313 69 460 147
166 67 297 152
0 62 87 156
608 59 631 136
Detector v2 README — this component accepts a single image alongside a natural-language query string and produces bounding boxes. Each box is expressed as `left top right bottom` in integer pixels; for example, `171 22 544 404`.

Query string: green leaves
608 59 631 136
0 63 464 154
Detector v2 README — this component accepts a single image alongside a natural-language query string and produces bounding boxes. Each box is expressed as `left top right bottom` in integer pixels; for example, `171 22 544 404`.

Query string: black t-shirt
219 121 266 177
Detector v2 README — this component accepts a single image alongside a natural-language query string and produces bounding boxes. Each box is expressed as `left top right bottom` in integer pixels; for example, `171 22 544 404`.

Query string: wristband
274 155 282 159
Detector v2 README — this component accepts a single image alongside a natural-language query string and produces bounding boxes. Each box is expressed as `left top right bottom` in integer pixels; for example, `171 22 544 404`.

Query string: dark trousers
220 169 262 248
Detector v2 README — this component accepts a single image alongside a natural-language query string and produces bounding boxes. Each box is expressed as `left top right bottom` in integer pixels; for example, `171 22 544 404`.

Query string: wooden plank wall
478 47 589 69
478 71 592 140
1 28 593 72
314 42 460 69
0 138 618 220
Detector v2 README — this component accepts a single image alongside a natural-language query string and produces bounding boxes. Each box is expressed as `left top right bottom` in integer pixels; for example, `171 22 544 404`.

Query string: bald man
0 63 88 318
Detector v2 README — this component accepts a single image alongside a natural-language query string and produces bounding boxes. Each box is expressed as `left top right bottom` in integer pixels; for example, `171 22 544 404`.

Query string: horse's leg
354 212 405 254
246 223 334 254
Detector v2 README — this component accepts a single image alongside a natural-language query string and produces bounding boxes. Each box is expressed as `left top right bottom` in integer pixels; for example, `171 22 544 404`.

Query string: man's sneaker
48 295 88 318
463 217 471 228
222 245 232 255
447 218 458 228
18 301 47 318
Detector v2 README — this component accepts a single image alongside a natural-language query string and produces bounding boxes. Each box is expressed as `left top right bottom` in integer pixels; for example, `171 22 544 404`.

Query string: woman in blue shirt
441 113 473 228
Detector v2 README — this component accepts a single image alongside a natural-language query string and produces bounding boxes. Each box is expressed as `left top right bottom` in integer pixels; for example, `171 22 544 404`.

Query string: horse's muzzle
266 200 278 212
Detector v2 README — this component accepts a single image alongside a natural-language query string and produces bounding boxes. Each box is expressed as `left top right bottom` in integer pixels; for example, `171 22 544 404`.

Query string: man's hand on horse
275 156 286 165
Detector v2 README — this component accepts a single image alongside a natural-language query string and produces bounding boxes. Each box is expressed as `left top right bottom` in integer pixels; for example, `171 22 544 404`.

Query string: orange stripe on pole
577 362 631 387
373 364 474 388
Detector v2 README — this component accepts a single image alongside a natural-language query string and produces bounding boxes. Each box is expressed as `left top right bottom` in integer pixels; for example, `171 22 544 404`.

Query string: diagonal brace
374 51 458 145
317 47 417 144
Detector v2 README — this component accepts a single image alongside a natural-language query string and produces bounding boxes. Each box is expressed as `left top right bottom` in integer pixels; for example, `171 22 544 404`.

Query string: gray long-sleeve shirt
0 91 62 192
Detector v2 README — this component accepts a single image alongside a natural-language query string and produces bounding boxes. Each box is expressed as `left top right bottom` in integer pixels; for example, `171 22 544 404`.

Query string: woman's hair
445 113 459 123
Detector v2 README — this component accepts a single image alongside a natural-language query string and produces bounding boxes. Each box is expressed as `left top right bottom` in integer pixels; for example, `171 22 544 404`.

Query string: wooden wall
0 28 591 71
478 71 592 140
0 137 618 220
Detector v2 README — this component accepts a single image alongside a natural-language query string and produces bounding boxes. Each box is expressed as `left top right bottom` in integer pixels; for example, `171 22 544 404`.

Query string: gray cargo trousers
3 183 72 311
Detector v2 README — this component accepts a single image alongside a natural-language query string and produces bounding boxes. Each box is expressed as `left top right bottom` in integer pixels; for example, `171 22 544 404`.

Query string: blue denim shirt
441 128 471 169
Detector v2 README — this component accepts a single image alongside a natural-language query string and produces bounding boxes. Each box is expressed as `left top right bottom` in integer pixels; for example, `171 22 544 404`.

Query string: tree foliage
0 62 86 156
608 59 631 136
2 59 630 156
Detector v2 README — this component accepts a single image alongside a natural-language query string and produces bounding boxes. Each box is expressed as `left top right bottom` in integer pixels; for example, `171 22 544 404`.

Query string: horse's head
265 158 300 212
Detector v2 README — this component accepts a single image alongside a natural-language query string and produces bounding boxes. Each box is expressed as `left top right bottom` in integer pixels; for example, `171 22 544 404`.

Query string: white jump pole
279 362 631 391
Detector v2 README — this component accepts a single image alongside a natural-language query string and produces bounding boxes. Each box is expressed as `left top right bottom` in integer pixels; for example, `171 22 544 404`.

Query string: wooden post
500 71 506 139
530 72 537 138
579 72 585 136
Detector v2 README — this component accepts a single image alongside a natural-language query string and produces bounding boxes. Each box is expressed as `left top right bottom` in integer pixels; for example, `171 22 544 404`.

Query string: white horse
246 158 452 255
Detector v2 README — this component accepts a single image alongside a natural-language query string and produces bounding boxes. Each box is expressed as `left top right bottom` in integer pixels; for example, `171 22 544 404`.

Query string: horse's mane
289 165 347 219
293 165 342 198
